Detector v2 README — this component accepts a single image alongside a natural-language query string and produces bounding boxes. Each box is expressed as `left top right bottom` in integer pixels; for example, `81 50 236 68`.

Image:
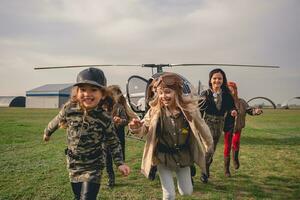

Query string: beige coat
132 108 214 178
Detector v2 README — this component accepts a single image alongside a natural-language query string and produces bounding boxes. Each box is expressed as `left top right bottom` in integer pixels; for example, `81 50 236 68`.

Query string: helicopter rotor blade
170 63 279 68
34 64 141 70
34 63 280 70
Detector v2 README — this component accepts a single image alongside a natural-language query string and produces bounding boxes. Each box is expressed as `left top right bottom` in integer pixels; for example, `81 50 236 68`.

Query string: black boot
201 157 212 183
107 172 115 188
200 173 208 183
233 150 240 169
206 157 213 178
224 156 231 177
206 161 210 178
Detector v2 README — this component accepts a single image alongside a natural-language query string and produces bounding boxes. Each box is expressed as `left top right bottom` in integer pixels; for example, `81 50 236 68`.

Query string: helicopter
34 63 279 115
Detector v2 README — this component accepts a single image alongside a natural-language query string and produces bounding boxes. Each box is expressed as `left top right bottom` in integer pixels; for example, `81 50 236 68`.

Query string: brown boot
232 150 240 170
224 156 231 177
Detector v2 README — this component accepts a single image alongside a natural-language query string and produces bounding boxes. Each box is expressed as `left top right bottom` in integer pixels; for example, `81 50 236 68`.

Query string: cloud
0 0 299 104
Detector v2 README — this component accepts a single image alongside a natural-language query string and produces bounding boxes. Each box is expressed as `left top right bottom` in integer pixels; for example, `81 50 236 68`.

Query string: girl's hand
254 108 263 115
118 164 130 176
113 116 122 124
128 118 143 130
231 110 238 117
43 134 50 142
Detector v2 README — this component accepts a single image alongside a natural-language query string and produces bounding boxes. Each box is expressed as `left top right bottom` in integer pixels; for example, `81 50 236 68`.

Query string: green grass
0 108 299 199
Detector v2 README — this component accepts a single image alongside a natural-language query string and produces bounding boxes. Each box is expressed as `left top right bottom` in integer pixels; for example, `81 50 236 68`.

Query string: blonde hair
149 85 200 114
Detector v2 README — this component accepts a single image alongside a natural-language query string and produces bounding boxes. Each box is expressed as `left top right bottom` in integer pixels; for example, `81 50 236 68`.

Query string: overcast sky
0 0 299 105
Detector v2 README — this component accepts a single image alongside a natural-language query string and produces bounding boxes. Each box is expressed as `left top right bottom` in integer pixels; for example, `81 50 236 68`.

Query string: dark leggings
71 182 100 200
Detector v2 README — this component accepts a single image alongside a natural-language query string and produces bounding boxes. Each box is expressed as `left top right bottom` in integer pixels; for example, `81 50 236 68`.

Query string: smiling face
210 72 224 91
157 87 176 108
77 84 103 110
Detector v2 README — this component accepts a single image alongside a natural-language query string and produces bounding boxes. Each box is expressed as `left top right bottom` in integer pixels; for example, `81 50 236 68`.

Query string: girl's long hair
227 81 239 103
107 85 138 120
58 86 79 129
149 74 200 115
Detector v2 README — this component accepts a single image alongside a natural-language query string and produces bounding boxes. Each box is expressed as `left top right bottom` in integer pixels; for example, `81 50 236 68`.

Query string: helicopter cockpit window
126 75 148 114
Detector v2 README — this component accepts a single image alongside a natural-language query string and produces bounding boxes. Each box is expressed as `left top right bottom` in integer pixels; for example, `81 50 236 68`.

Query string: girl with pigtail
223 81 263 174
105 85 139 187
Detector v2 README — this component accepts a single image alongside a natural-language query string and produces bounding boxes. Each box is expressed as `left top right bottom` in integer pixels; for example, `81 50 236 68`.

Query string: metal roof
26 83 73 96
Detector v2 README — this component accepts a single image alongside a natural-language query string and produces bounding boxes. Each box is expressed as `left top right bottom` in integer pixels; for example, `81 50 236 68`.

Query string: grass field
0 108 299 200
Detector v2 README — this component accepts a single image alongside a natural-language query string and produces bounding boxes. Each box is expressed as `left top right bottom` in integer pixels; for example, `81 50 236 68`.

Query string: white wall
26 96 59 108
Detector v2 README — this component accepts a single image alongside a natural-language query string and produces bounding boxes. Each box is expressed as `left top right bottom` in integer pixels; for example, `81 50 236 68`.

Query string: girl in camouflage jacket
43 68 130 200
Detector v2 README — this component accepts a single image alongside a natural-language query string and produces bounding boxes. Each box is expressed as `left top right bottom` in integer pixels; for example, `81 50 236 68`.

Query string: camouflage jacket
44 102 124 183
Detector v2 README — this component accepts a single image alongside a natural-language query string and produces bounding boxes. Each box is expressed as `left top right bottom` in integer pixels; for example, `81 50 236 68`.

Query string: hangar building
0 96 26 107
26 83 73 108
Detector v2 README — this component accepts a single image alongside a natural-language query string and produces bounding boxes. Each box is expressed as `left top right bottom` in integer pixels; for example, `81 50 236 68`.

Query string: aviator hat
153 72 183 93
74 67 107 88
146 72 192 103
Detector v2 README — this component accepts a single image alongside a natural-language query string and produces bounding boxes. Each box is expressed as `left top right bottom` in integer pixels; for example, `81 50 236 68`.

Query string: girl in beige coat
129 72 213 200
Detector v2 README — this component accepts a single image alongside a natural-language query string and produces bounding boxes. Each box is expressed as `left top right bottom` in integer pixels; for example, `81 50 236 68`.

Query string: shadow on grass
192 173 300 199
263 175 300 199
242 135 300 146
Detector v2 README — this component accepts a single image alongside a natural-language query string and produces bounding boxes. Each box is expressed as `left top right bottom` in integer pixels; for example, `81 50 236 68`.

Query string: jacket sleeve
240 99 256 115
226 92 236 112
44 106 66 136
104 122 125 166
199 90 208 117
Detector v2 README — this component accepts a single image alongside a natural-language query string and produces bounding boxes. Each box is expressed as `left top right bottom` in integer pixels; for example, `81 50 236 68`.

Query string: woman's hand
43 134 50 142
118 164 131 176
128 118 144 130
231 110 238 117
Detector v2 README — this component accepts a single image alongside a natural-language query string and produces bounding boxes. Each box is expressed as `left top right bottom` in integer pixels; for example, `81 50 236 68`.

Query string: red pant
224 131 241 157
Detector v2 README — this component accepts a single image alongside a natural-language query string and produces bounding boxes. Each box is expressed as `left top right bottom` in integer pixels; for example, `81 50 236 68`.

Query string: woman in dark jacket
199 68 237 183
